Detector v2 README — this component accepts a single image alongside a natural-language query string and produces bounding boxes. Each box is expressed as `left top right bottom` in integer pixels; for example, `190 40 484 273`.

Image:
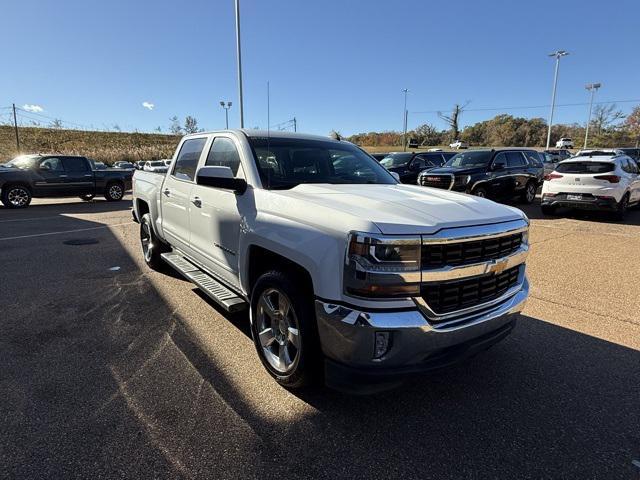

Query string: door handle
163 189 171 197
59 175 68 178
191 197 202 208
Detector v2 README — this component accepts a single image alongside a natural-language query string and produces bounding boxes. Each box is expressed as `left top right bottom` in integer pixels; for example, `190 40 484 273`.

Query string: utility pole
293 117 297 132
546 50 569 149
583 83 601 149
12 103 20 151
402 88 409 152
235 0 244 128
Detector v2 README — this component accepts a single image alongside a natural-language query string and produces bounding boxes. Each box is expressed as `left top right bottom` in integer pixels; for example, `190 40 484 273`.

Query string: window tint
522 151 542 166
40 157 64 171
205 137 241 175
492 153 507 168
173 138 206 181
411 158 427 169
506 151 526 167
556 162 614 174
62 157 89 172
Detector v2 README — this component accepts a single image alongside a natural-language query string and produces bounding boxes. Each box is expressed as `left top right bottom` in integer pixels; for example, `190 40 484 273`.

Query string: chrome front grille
421 232 523 269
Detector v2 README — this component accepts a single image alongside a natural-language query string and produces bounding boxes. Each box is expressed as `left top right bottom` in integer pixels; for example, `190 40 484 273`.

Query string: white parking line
0 216 62 223
0 222 134 242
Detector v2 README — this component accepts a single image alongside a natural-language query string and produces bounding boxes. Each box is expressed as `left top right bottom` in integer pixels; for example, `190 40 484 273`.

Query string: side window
205 137 241 175
506 151 526 168
40 157 64 171
172 138 207 181
62 157 89 172
524 151 542 166
492 153 507 169
411 158 426 169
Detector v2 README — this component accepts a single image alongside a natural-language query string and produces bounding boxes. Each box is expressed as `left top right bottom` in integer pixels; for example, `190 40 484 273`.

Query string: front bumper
541 194 618 211
316 277 528 393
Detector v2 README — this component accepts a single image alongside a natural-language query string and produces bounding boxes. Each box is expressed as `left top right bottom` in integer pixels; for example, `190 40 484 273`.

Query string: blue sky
2 0 639 135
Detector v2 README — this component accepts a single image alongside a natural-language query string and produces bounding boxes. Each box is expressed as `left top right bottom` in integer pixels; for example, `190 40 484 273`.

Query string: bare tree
49 119 63 129
184 116 199 134
169 116 182 135
438 102 470 141
591 104 624 135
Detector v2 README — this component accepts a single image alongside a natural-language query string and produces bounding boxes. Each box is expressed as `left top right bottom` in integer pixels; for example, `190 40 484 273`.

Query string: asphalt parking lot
1 196 639 479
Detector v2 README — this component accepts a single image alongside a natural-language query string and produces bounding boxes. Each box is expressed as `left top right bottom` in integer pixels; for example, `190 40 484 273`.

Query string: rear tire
613 193 629 221
521 181 537 204
104 182 124 201
140 213 169 270
250 270 320 389
1 185 32 208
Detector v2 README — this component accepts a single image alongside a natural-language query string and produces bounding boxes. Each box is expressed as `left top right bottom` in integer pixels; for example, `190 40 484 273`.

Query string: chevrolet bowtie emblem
489 258 509 274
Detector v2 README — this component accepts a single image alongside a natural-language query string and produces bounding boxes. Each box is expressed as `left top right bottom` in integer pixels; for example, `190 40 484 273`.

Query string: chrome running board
161 252 247 313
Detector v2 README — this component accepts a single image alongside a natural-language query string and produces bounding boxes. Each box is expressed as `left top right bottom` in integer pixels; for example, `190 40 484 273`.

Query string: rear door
505 151 529 197
32 157 67 195
161 136 208 252
621 157 640 203
487 152 508 198
61 157 94 194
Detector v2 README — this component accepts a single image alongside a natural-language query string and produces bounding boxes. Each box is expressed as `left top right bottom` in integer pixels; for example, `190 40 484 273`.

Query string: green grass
0 125 180 165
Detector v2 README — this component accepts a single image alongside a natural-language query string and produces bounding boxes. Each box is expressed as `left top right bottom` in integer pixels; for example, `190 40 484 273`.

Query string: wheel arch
245 245 314 299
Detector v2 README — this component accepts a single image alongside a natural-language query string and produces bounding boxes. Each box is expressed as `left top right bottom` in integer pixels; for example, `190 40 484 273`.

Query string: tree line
348 104 640 148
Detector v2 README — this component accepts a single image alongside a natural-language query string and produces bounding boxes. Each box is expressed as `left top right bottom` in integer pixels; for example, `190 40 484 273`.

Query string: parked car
555 138 574 149
540 152 560 175
617 148 640 166
449 140 469 149
163 159 172 167
380 151 454 183
132 130 530 392
114 161 135 169
143 160 169 173
369 153 388 161
417 148 544 204
91 160 107 170
135 161 146 170
541 153 640 219
544 149 572 162
0 154 132 208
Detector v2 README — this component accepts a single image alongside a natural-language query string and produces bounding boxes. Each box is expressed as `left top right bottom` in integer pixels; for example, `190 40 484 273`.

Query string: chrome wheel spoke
278 344 291 370
259 328 276 348
287 327 300 349
259 294 278 320
278 294 290 318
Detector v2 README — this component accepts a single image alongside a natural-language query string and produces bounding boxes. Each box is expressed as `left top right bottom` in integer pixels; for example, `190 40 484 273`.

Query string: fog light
374 332 391 359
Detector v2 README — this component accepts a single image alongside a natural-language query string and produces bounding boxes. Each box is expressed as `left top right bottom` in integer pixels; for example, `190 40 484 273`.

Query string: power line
412 99 640 114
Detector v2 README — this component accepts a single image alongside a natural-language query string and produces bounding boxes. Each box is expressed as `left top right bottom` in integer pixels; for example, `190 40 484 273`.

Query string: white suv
541 154 640 219
449 140 468 149
555 138 574 149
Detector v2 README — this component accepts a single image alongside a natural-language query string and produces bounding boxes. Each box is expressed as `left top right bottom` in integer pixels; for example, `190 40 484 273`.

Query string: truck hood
273 184 525 235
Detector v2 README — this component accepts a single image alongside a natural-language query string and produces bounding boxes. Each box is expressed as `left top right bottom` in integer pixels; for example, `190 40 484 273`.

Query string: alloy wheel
256 288 301 373
526 183 536 202
140 221 153 262
7 187 30 207
109 184 123 200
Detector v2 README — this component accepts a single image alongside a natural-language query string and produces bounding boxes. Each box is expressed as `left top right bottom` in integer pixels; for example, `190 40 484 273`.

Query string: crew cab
132 130 530 392
0 154 132 208
417 149 544 204
379 151 455 184
541 153 640 219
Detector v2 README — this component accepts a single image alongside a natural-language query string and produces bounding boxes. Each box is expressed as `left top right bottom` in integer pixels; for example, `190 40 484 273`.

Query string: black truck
417 148 544 204
0 154 132 208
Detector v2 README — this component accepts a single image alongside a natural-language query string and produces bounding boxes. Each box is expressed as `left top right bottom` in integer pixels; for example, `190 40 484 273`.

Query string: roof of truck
183 129 341 143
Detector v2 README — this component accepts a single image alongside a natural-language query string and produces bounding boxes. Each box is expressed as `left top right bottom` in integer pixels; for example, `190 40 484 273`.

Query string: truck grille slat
422 233 523 269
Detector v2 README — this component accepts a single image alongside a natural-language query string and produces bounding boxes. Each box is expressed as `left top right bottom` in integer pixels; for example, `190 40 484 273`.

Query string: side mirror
389 171 400 182
196 166 247 194
39 164 51 171
492 163 505 171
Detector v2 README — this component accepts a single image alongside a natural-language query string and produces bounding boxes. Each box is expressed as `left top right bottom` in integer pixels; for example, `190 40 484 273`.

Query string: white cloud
23 104 44 113
142 101 155 111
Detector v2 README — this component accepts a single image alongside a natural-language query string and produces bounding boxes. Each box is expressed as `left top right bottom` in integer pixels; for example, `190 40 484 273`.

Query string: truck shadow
1 205 638 479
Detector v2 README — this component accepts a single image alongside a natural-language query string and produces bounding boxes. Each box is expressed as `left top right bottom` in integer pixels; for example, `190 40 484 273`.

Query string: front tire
250 270 320 389
1 185 32 208
140 213 169 270
104 182 124 201
473 186 488 198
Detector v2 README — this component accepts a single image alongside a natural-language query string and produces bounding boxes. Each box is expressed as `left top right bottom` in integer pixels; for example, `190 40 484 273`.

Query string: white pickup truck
132 130 530 392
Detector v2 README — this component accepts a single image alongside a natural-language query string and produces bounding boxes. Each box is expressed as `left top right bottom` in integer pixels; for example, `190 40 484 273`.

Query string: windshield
4 155 38 169
556 162 614 174
444 151 492 168
249 137 396 189
380 153 412 168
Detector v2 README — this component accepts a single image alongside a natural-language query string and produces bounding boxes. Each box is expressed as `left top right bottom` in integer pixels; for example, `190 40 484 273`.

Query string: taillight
593 175 620 183
545 173 563 180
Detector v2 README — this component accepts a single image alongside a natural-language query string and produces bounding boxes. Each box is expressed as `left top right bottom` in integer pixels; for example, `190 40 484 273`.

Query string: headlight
344 232 421 298
454 175 471 186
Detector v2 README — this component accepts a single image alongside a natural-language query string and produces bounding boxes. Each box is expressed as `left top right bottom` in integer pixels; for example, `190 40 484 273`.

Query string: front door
189 136 244 287
505 151 529 198
487 152 508 198
32 157 68 195
160 137 208 252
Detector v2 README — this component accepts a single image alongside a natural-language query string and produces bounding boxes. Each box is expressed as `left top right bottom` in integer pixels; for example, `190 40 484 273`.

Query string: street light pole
235 0 244 128
220 101 232 129
402 88 409 152
546 50 569 149
583 83 601 149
